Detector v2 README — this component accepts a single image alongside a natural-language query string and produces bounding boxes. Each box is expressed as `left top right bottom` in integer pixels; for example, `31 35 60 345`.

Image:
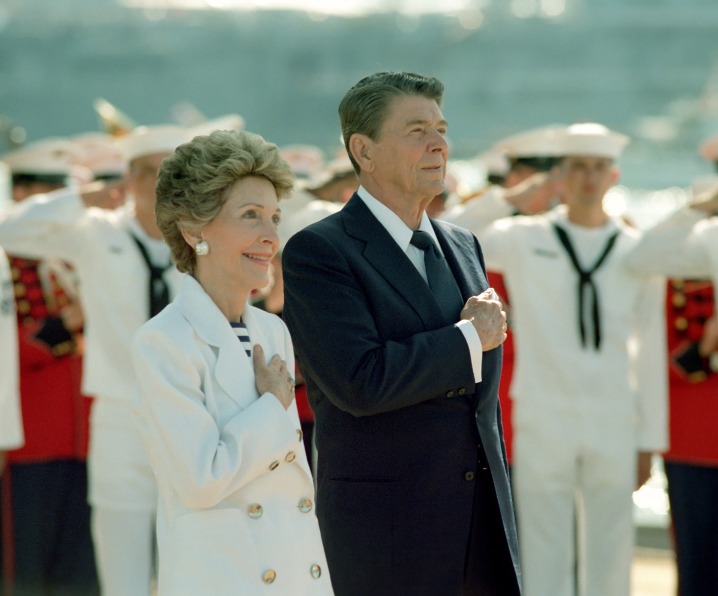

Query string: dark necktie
130 234 171 319
410 230 464 325
552 224 619 350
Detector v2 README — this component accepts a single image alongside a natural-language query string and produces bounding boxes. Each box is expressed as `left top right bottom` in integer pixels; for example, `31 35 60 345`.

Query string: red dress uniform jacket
664 279 718 466
6 257 90 462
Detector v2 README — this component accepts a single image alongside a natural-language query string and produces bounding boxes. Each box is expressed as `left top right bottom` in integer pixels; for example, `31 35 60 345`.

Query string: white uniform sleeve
0 250 23 450
443 187 514 239
631 273 669 451
625 205 710 278
0 188 88 262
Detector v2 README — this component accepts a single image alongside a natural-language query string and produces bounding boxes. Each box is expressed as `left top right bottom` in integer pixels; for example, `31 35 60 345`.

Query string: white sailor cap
189 113 245 137
2 137 85 175
1 137 92 185
699 133 718 163
116 125 191 163
493 125 567 159
72 132 127 179
555 122 630 159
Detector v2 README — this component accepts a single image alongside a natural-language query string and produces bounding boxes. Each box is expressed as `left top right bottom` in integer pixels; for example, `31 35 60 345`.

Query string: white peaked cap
116 125 192 162
188 114 245 137
71 132 127 177
492 125 568 158
699 133 718 162
555 122 630 159
1 137 86 175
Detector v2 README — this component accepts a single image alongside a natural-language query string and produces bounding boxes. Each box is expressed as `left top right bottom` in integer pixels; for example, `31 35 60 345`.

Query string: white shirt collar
356 186 441 253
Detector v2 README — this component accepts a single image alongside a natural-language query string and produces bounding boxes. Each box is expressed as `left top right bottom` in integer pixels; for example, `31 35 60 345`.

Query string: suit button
297 429 304 443
310 564 322 579
262 569 276 584
247 503 263 519
446 390 455 398
285 451 296 463
269 460 280 471
458 388 466 395
465 471 475 481
298 498 313 513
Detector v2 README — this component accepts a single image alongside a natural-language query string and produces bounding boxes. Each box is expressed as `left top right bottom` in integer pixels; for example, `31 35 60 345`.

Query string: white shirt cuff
456 319 482 383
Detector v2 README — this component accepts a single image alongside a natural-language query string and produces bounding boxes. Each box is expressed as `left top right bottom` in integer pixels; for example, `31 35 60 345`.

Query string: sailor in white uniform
0 125 191 596
448 123 668 596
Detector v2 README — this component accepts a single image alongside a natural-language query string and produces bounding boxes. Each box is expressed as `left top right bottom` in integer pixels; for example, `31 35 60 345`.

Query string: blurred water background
2 0 718 221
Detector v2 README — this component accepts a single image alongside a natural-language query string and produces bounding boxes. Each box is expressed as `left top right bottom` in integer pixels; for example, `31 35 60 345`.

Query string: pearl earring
195 240 209 256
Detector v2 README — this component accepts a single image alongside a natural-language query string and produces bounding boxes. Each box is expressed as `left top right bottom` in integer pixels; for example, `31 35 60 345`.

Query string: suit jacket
282 194 520 595
131 275 332 596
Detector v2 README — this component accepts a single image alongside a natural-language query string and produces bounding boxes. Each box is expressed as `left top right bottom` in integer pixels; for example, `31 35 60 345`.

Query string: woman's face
197 175 281 294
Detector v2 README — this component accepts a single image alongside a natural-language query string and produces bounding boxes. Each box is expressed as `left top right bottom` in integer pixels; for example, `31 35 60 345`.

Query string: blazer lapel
174 275 255 410
341 195 444 329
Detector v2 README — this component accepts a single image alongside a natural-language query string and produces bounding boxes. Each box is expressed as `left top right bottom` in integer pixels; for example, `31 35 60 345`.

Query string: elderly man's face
368 94 448 203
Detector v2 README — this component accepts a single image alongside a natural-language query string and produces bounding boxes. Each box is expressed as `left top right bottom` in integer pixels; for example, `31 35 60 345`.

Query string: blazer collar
341 194 475 327
173 274 262 409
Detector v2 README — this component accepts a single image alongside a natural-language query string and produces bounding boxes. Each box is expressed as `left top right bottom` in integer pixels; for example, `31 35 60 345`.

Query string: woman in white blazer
131 130 332 596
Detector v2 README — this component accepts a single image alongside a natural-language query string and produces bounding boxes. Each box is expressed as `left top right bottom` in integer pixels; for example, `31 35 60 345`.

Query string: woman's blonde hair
155 130 293 274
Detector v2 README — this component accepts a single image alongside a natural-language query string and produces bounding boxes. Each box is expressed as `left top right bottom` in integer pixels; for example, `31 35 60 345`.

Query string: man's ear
610 166 620 186
349 134 374 173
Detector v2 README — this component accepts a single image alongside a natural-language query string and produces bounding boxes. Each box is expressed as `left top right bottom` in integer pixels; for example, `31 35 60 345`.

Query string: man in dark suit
282 71 521 595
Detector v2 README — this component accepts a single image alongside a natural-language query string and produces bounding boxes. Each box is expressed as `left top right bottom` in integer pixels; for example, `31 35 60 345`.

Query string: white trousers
91 508 156 596
513 398 636 596
88 396 158 595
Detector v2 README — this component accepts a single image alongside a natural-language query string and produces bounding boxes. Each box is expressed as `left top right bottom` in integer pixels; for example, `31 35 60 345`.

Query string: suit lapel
432 219 487 299
341 195 444 329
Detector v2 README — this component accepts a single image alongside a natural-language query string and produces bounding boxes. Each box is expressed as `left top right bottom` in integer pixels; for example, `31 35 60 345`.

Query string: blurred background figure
445 125 566 468
453 122 668 596
625 132 718 596
0 124 190 596
0 138 98 596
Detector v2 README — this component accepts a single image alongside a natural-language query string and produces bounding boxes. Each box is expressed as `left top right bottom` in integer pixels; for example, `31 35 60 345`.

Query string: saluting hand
253 345 295 410
461 288 507 352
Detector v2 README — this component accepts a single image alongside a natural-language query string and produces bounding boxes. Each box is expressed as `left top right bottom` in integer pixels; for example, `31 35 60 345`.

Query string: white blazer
0 189 183 401
131 275 332 596
0 247 23 450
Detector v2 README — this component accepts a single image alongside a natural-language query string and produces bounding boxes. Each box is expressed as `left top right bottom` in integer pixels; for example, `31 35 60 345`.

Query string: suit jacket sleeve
282 227 477 418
